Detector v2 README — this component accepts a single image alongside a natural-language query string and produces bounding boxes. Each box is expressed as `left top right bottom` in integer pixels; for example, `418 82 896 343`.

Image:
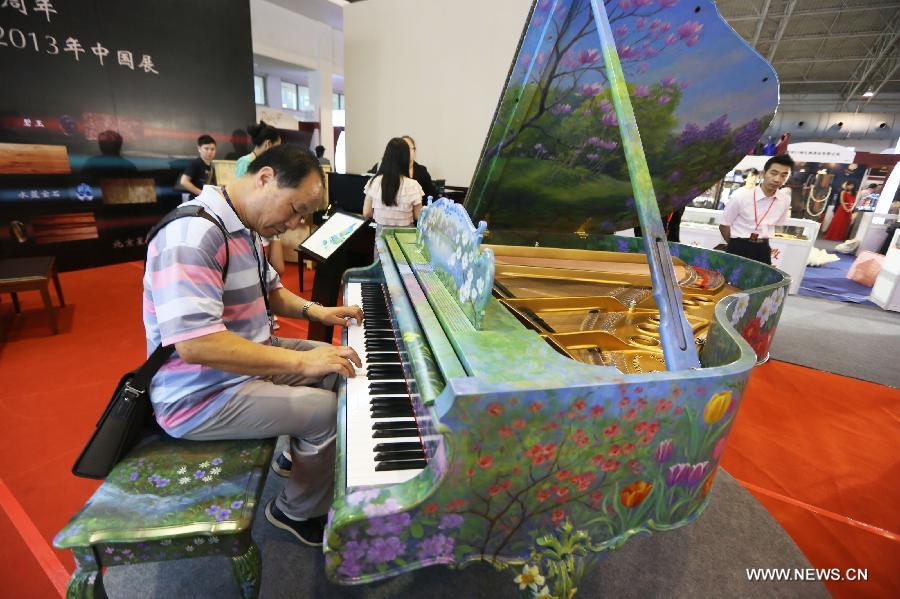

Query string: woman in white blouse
362 137 424 226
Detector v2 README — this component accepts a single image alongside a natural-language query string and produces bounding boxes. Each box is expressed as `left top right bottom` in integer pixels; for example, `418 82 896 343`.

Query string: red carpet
722 360 900 598
0 261 896 597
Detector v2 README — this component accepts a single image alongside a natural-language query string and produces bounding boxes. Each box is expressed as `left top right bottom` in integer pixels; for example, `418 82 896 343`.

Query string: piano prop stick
326 1 790 596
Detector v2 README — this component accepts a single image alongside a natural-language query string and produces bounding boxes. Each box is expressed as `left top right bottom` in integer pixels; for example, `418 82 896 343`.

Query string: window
297 86 311 110
332 92 344 110
253 75 266 105
281 81 298 111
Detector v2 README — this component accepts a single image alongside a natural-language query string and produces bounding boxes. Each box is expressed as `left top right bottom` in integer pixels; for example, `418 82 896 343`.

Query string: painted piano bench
53 434 276 599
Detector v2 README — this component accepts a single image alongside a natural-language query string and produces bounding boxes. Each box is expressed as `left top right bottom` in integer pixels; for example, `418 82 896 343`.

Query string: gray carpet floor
770 294 900 388
103 469 826 598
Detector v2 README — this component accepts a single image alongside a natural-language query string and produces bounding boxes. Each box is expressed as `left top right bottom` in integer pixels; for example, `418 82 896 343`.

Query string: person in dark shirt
315 145 331 167
180 134 217 197
80 130 138 178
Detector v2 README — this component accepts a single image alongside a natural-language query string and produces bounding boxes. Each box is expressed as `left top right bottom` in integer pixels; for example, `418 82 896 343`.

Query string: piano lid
465 0 779 238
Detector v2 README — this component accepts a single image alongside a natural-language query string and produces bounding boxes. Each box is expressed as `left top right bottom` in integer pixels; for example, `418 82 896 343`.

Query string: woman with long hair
824 181 856 241
362 137 424 226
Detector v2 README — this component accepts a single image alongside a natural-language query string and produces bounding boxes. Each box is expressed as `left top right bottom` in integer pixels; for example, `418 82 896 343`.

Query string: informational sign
0 0 255 269
786 142 856 165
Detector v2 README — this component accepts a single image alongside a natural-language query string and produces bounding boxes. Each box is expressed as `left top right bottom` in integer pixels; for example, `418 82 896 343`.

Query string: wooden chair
0 256 65 334
54 434 276 598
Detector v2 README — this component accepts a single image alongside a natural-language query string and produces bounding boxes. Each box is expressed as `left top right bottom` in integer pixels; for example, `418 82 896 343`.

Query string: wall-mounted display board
0 0 255 269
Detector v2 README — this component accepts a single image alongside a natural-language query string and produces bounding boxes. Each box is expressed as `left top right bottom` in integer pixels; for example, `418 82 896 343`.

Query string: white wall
344 0 531 185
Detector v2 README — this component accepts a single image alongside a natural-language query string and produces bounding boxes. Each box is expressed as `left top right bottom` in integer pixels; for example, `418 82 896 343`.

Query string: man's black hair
763 154 794 172
247 143 323 188
315 145 326 157
197 134 216 146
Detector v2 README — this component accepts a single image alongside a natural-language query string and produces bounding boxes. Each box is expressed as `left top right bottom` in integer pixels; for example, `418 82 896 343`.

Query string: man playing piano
143 144 363 546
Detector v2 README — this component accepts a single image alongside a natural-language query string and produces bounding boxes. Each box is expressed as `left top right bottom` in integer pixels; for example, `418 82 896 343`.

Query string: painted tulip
620 480 653 508
666 463 690 487
703 391 733 425
687 462 709 487
655 439 674 464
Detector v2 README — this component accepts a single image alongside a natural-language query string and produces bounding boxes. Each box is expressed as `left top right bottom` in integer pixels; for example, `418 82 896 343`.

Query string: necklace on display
805 185 830 217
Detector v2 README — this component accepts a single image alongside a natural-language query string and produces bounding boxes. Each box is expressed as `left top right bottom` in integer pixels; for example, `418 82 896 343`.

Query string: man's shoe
271 450 292 477
265 500 326 547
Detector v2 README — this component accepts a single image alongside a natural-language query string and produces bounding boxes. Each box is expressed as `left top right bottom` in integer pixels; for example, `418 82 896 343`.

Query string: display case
678 207 819 294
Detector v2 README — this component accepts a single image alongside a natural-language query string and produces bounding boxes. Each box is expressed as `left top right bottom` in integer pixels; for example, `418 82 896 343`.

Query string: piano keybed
344 281 427 489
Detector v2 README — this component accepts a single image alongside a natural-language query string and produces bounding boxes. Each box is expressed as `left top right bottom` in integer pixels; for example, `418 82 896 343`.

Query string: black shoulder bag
72 206 230 479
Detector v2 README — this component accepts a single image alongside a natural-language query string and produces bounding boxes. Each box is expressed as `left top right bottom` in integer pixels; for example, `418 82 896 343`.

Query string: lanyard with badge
751 188 777 241
220 186 275 338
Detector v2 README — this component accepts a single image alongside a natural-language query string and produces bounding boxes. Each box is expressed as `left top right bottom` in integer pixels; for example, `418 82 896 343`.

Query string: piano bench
53 434 276 599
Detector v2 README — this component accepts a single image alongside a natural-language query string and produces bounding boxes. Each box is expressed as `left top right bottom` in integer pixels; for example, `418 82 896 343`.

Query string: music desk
0 256 65 334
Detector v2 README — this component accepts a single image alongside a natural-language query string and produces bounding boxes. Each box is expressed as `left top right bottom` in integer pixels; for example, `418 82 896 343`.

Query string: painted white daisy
178 477 191 485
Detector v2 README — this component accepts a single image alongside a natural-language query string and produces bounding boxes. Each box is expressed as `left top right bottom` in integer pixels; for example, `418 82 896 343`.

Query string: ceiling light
862 89 875 97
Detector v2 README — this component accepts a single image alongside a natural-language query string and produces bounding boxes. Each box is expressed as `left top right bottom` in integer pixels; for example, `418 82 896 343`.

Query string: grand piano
325 1 790 593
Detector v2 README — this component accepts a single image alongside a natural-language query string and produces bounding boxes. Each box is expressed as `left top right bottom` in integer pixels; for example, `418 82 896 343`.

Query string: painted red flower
602 459 620 472
634 386 643 393
511 466 522 476
529 401 544 413
623 408 637 421
673 406 683 416
591 453 605 466
512 418 527 429
634 421 649 434
628 459 641 470
742 317 762 343
623 443 635 455
488 402 503 416
423 503 438 514
466 468 475 478
537 487 552 503
648 422 660 434
501 479 512 490
573 399 586 411
604 423 620 438
639 432 655 445
446 498 467 510
543 422 559 431
619 398 630 409
552 509 566 525
609 444 622 456
499 426 513 438
591 405 605 418
636 398 648 410
556 469 572 481
478 455 494 469
590 490 604 505
655 399 672 413
620 481 653 508
489 484 502 496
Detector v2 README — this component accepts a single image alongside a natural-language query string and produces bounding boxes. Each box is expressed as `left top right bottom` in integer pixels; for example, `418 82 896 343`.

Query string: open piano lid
466 0 779 238
464 0 779 370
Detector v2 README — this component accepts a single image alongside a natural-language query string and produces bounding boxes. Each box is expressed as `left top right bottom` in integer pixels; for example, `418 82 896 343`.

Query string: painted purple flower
602 112 618 127
666 463 691 487
148 474 159 483
367 513 410 536
154 478 170 488
215 509 231 522
676 123 701 146
660 0 678 7
586 153 600 162
634 84 650 98
636 17 646 29
579 82 603 97
678 21 703 40
702 115 731 141
618 45 638 60
600 99 612 112
552 103 573 115
560 50 578 69
668 170 683 182
363 497 401 518
347 488 381 507
687 462 710 487
587 136 602 146
642 44 659 59
366 537 405 564
665 33 678 46
615 24 629 37
601 140 618 150
194 470 206 479
129 471 139 482
578 48 600 65
655 439 674 464
343 540 368 562
638 62 649 73
210 458 223 466
657 95 671 105
338 559 363 578
686 35 700 47
205 505 220 516
650 18 662 30
439 514 465 530
417 534 455 560
231 500 244 510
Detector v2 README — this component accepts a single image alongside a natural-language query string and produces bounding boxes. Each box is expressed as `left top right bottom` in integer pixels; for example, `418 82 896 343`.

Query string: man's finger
337 346 362 366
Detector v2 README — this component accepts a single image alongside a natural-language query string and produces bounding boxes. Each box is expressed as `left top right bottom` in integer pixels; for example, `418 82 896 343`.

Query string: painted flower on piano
703 390 732 425
620 481 653 508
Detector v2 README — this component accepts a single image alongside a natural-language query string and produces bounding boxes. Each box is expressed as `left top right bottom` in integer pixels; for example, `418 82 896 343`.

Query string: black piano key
375 450 424 461
373 442 421 451
373 429 421 438
372 421 418 430
375 459 427 471
371 406 413 416
369 382 408 392
367 367 405 377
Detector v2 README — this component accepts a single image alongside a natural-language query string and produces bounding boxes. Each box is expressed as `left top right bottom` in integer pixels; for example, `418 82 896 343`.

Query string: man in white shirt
719 155 794 265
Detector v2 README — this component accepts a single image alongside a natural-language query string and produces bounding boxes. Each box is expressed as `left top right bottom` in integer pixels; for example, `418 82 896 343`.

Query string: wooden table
0 256 65 334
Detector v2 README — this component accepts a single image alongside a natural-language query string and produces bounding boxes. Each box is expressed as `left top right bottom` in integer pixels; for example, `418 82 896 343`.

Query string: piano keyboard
344 281 427 488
